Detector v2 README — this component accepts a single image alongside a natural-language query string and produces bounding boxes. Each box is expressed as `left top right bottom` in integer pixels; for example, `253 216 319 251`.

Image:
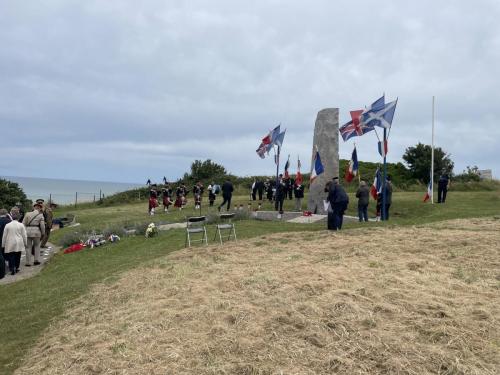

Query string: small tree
189 159 228 182
0 178 28 210
454 165 481 182
402 143 454 183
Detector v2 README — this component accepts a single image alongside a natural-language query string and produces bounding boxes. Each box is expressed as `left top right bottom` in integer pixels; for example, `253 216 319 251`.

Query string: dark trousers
358 204 368 222
438 186 448 203
258 189 263 201
219 195 231 210
41 226 51 247
251 190 257 201
288 189 293 200
382 204 391 220
328 202 347 230
6 252 21 273
275 196 284 213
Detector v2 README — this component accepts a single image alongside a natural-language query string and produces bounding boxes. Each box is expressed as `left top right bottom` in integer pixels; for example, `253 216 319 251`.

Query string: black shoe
34 261 41 266
11 270 15 275
25 264 32 267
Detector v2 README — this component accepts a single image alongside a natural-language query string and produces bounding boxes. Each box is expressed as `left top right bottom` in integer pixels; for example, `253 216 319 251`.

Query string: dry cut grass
16 218 500 374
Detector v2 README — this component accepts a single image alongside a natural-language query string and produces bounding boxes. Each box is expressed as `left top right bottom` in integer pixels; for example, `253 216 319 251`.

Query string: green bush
59 231 83 248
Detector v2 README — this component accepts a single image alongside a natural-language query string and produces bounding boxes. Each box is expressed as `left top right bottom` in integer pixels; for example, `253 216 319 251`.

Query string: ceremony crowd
0 200 53 278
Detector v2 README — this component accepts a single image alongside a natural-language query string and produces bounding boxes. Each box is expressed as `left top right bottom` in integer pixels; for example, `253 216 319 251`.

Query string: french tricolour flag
423 172 432 202
370 167 382 200
345 146 359 183
310 151 324 183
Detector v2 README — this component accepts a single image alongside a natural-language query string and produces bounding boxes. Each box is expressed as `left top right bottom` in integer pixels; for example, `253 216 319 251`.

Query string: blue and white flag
310 151 324 183
274 130 286 148
362 99 398 129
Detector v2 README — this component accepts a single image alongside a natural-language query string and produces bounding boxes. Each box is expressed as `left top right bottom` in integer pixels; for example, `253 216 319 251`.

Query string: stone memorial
307 108 339 214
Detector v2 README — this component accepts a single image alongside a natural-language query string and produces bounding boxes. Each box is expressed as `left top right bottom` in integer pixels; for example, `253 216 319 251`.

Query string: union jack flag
339 110 375 142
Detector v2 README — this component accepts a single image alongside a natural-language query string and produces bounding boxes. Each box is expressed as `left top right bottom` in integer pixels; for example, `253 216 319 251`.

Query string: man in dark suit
218 180 234 211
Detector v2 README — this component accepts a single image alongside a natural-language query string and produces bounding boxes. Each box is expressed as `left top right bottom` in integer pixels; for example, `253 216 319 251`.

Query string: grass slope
0 190 499 374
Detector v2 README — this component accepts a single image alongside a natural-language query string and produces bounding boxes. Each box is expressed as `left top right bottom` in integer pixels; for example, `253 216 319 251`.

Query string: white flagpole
431 96 435 204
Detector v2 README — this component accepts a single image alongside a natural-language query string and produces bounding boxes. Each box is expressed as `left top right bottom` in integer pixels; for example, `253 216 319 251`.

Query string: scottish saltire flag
274 130 286 148
310 151 324 183
345 146 359 183
370 167 382 200
339 110 375 141
423 171 432 202
362 99 398 129
377 139 388 157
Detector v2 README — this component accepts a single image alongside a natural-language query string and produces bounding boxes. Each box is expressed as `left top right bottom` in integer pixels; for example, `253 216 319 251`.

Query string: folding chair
214 213 237 245
185 216 208 247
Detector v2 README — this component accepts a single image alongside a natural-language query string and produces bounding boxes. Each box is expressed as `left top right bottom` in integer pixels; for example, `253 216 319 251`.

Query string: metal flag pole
431 96 435 205
382 127 387 220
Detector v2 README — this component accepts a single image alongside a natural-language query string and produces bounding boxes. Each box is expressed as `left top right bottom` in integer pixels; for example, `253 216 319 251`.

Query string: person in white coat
1 209 27 275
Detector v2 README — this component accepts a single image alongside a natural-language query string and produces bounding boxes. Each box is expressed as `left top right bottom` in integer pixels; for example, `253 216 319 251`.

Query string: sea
2 176 143 205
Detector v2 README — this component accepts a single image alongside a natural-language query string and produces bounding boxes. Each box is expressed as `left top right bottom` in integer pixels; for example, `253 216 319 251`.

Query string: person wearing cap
326 177 349 230
22 202 45 266
37 199 53 248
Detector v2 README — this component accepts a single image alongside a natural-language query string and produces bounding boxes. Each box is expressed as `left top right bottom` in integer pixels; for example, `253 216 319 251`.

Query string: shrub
59 231 84 248
102 224 127 238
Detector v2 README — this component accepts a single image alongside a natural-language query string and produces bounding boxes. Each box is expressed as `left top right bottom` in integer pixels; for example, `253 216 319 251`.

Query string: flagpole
431 96 435 205
276 145 280 201
382 127 387 220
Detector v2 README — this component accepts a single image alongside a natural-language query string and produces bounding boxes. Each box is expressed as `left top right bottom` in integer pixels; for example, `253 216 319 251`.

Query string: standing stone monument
307 108 339 214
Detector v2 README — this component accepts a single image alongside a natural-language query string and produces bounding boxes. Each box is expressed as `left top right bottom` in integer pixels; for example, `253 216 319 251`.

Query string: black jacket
328 183 349 205
294 185 304 199
221 181 234 197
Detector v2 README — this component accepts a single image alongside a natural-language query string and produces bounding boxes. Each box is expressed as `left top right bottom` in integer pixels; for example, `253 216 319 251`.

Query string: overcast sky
1 0 499 183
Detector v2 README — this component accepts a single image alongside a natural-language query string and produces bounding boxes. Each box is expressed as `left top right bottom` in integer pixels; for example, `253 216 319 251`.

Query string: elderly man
326 177 349 230
22 202 45 266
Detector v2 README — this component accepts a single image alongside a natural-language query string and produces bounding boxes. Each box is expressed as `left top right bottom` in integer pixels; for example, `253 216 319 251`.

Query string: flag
370 168 382 200
423 171 432 202
274 130 286 148
256 125 281 158
284 155 290 179
345 146 359 183
339 110 376 142
261 125 280 145
362 99 398 129
295 157 303 185
377 139 388 157
310 151 324 183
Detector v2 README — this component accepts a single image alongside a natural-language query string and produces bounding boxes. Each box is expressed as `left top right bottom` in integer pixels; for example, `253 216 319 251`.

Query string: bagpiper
162 184 173 213
148 184 159 215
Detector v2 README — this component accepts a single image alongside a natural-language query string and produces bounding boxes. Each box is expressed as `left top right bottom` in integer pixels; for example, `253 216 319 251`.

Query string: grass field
0 190 499 374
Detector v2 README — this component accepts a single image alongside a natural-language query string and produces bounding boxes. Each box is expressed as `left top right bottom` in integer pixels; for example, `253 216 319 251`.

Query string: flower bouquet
145 223 158 238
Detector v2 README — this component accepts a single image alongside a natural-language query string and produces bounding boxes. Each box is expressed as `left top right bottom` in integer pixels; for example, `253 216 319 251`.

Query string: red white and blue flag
345 146 359 183
370 167 382 200
310 151 324 183
339 110 375 142
284 155 290 178
295 157 303 185
256 125 281 158
377 139 388 157
423 172 432 202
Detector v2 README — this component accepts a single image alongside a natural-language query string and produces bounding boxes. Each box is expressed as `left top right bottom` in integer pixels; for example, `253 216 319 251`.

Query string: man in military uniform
22 202 45 266
39 199 53 248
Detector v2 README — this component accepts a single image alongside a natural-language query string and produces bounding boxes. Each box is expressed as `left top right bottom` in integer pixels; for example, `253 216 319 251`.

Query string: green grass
1 190 499 374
